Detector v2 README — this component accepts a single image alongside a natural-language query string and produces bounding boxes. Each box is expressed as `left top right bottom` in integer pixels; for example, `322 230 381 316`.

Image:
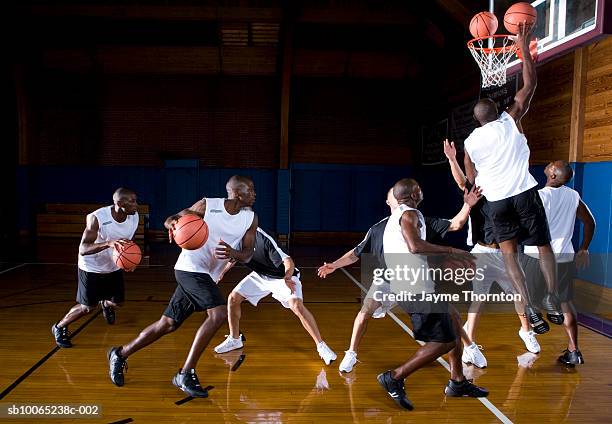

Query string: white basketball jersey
464 112 538 201
174 198 255 281
524 185 581 263
78 206 139 274
383 204 433 294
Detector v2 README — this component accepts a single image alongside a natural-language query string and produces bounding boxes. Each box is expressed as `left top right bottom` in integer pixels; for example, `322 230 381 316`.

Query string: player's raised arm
507 22 537 123
443 139 467 191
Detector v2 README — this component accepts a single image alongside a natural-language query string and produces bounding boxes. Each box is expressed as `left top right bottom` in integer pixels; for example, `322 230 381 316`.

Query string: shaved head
226 175 256 206
473 98 498 126
112 187 138 215
393 178 422 206
545 160 574 186
113 187 136 202
226 175 253 194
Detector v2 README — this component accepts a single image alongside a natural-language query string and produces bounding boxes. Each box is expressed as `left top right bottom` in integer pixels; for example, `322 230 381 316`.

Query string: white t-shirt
524 185 581 263
464 111 538 201
78 206 139 274
383 204 433 294
174 198 255 282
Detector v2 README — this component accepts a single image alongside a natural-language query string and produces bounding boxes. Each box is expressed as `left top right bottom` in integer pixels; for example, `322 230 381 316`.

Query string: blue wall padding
16 160 612 288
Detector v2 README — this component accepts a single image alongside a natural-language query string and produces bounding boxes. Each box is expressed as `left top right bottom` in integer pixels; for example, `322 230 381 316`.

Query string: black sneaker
525 305 550 334
100 301 115 325
558 349 584 367
541 293 564 325
444 378 489 397
108 347 128 387
51 323 72 348
172 369 209 398
376 370 413 410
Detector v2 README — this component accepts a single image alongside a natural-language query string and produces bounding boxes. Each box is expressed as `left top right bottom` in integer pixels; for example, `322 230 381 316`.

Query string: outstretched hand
463 185 483 207
317 262 337 278
443 139 457 160
510 21 534 49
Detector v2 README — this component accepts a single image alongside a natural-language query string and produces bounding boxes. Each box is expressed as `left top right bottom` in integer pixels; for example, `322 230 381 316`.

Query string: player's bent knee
81 304 94 314
228 291 245 305
158 316 177 333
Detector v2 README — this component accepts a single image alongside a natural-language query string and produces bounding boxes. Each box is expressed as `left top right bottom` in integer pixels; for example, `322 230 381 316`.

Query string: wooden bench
36 204 149 239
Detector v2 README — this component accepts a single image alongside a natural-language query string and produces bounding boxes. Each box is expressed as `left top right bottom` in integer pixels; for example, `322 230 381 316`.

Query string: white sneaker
317 341 337 365
214 334 243 353
339 350 358 373
518 329 541 353
462 342 487 368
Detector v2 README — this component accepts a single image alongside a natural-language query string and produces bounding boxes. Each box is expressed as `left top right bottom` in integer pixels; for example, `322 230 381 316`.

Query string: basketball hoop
467 35 517 88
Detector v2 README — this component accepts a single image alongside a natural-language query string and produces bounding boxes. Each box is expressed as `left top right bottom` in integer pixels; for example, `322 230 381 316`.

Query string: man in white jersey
107 176 258 398
318 186 482 373
376 179 488 410
51 188 139 348
214 227 337 365
443 140 541 368
522 161 595 366
463 23 562 334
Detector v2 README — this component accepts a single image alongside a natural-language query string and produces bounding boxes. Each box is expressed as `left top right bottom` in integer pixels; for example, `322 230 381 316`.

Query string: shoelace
113 356 128 374
189 372 202 388
58 326 70 339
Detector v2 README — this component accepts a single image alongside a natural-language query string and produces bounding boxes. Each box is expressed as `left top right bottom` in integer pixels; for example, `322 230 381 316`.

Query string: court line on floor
0 309 103 400
0 263 27 275
339 268 513 424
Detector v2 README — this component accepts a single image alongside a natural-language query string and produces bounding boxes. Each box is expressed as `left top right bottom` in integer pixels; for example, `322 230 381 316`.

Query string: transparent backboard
492 0 602 70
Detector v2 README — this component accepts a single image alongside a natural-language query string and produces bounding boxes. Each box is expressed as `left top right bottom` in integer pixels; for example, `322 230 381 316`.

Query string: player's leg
107 285 188 387
215 272 271 353
517 187 563 324
99 270 125 325
445 306 489 398
340 283 391 372
556 262 583 366
53 269 104 348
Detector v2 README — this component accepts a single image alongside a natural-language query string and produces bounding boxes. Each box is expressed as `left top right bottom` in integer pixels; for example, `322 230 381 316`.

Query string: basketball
113 241 142 271
469 11 498 38
173 214 209 250
504 2 537 34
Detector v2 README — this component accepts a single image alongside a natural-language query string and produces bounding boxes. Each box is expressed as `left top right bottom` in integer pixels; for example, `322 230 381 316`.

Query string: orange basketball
504 2 537 34
469 11 498 38
113 242 142 271
173 215 209 250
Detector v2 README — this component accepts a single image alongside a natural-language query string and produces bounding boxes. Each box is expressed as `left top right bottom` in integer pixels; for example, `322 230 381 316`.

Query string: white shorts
234 271 303 309
365 282 396 319
470 244 515 295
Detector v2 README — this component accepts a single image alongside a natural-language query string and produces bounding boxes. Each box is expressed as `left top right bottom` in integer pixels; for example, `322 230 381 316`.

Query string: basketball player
522 161 595 366
318 185 482 373
443 139 540 368
376 178 488 409
51 188 139 348
214 227 337 364
107 176 257 398
463 22 562 333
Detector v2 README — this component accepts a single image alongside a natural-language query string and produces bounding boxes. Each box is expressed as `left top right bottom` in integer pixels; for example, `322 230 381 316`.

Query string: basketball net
467 35 517 88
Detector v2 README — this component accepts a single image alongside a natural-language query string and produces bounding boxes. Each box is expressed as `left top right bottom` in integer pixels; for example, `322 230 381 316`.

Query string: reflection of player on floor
443 140 540 367
51 188 139 348
318 186 481 373
463 22 562 334
522 161 595 366
214 228 337 364
107 176 258 398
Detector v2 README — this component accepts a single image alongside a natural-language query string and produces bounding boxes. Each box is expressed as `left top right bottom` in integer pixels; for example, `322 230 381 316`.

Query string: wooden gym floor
0 242 610 423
